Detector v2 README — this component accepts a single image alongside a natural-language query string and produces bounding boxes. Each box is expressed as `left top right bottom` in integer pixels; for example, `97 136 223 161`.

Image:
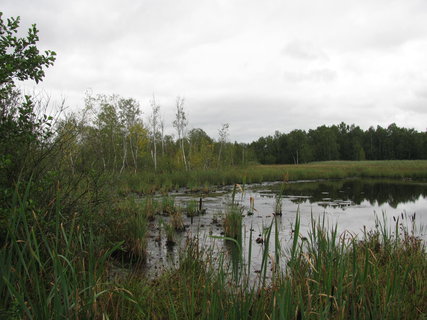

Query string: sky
2 0 427 142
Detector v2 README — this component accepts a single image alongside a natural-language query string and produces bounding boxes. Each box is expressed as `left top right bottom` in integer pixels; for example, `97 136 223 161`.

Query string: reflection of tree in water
276 179 427 208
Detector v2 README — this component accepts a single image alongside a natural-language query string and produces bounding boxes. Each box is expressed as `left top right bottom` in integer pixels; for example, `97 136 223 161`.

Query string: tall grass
2 181 426 319
108 211 426 319
223 205 243 240
0 184 131 319
117 160 427 195
107 197 148 263
274 213 427 319
223 184 244 240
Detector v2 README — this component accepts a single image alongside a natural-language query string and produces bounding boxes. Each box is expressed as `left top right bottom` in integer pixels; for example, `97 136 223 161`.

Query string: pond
144 178 427 278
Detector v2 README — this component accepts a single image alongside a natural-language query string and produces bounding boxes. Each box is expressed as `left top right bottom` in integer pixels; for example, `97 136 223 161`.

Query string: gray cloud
2 0 427 141
282 40 328 61
283 69 337 83
414 88 427 100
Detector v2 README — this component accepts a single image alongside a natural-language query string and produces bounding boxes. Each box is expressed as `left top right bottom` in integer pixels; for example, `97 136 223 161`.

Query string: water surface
145 178 427 278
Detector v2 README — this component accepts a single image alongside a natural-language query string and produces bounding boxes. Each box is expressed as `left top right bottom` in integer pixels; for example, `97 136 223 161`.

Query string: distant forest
57 92 427 173
249 123 427 164
57 93 427 173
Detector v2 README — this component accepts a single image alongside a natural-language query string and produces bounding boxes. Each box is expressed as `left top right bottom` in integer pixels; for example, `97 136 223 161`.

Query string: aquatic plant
223 204 243 240
3 179 426 319
185 199 198 218
163 220 176 246
160 196 176 215
142 196 156 221
108 197 148 263
274 176 288 215
116 210 427 319
247 196 255 215
170 210 185 232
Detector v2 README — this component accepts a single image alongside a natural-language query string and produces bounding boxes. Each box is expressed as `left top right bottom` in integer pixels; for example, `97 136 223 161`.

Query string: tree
149 95 160 171
0 14 56 88
336 123 366 160
0 13 56 240
309 125 339 161
160 115 165 157
129 121 149 170
92 95 123 171
83 93 148 173
118 97 142 172
288 129 311 164
250 136 276 164
275 131 289 163
173 97 189 170
0 13 56 192
188 128 214 169
55 113 84 176
217 123 229 167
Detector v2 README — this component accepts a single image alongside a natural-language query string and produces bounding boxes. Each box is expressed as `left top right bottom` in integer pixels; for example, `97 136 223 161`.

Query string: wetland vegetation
1 13 427 319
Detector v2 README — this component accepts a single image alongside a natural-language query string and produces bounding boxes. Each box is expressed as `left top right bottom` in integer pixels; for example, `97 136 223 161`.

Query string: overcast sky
3 0 427 142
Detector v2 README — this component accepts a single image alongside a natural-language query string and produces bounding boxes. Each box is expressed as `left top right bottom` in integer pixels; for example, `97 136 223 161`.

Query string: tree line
56 93 249 175
59 97 427 174
249 123 427 164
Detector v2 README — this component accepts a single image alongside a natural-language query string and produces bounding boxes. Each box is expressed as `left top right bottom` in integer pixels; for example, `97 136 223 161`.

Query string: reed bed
0 186 131 319
104 213 427 319
2 179 426 319
117 160 427 195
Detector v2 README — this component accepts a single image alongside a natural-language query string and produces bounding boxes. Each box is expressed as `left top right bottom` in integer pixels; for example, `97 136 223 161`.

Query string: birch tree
93 95 122 172
149 95 160 171
173 97 188 170
217 123 229 167
118 97 141 173
160 117 165 157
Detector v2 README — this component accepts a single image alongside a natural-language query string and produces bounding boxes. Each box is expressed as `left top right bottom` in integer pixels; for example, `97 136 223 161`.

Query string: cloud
394 88 427 115
414 88 427 100
328 0 427 52
283 69 337 83
282 40 328 61
2 0 427 141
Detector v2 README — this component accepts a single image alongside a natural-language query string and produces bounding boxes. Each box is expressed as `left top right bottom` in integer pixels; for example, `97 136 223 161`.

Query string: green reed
113 209 426 319
3 179 426 319
117 160 427 196
0 184 131 319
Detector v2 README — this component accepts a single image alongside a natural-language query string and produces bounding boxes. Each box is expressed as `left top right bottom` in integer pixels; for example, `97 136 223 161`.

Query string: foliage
250 122 427 164
0 14 56 86
0 12 56 178
0 13 56 240
173 96 189 170
81 93 148 173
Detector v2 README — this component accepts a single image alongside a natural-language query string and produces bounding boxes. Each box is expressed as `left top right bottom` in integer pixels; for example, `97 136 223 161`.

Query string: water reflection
263 179 427 208
145 178 427 279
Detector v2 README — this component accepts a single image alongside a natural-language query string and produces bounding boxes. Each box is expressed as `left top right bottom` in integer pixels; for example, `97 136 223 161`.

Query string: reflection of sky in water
145 179 427 279
328 196 427 237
